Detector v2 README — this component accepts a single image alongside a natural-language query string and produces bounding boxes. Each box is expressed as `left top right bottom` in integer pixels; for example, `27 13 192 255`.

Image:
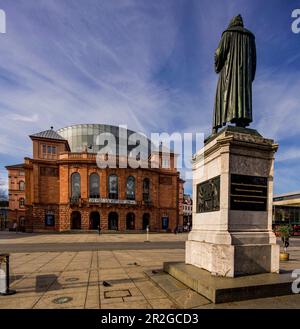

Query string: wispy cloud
0 0 299 195
277 147 300 162
254 71 300 142
6 113 39 122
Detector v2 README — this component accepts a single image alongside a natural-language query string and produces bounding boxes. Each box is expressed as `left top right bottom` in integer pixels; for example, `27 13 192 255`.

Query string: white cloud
6 113 39 122
0 0 299 196
253 71 300 142
277 147 300 162
0 1 186 158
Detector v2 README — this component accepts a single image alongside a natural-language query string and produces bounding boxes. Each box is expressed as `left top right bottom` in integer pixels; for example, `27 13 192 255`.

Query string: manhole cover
65 277 79 282
52 296 73 304
104 290 131 299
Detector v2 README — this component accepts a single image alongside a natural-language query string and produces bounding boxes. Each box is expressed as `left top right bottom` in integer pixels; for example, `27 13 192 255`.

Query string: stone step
164 262 296 304
145 269 211 309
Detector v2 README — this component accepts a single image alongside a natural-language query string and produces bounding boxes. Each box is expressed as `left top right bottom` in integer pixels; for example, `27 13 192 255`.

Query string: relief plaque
196 176 220 213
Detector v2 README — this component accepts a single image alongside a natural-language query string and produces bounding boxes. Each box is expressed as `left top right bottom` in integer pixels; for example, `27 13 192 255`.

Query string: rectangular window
52 146 56 154
162 158 170 168
19 181 25 191
47 146 52 154
42 144 46 154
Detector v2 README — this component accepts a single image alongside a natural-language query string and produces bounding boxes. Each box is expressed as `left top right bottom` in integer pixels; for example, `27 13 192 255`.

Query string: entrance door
162 216 169 230
142 213 150 230
71 211 81 229
108 212 118 230
89 212 100 230
126 213 135 230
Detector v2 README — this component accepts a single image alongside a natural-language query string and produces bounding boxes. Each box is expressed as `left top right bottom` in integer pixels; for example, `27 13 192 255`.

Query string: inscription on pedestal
230 174 267 211
196 176 220 213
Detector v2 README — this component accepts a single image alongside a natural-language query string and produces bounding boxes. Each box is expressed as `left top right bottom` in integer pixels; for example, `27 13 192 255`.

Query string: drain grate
104 290 131 299
52 296 73 304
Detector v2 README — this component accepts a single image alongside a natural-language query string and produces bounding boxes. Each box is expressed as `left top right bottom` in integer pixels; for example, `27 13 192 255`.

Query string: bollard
144 225 150 243
0 254 16 296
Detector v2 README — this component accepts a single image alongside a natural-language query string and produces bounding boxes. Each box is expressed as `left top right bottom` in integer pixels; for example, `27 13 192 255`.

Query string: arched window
126 176 135 200
19 198 25 208
71 172 81 198
108 174 118 199
143 178 150 202
89 173 100 198
19 181 25 191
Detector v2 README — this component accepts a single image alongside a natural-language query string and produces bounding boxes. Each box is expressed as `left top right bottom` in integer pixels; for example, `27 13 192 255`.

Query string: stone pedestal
186 126 280 277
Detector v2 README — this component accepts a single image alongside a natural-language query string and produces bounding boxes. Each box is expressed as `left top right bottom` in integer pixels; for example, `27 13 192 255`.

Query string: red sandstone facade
6 128 184 232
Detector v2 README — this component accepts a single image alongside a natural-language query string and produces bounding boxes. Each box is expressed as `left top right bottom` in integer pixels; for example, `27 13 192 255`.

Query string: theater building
6 124 184 232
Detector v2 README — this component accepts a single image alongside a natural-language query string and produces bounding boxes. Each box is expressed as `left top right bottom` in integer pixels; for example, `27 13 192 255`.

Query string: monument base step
163 262 295 304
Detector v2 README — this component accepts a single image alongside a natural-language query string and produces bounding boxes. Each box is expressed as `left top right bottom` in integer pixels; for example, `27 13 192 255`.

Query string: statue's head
228 14 244 28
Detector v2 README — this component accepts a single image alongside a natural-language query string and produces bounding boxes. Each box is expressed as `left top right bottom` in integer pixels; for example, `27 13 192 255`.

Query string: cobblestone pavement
0 233 300 309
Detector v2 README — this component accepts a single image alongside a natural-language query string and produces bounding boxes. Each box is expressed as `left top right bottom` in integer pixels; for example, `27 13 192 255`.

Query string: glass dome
57 124 151 156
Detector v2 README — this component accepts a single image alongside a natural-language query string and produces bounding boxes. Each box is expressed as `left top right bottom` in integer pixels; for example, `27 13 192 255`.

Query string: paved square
0 233 300 309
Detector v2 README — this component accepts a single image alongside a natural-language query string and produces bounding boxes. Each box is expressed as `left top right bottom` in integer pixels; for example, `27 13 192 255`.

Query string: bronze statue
213 15 256 134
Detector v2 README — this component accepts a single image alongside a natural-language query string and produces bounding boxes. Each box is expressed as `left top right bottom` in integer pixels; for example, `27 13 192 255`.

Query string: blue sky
0 0 299 195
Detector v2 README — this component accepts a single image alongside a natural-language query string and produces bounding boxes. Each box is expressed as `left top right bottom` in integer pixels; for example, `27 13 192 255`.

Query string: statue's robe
213 23 256 129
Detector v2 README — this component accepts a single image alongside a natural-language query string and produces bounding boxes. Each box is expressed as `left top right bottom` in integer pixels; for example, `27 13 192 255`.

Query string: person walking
13 222 17 233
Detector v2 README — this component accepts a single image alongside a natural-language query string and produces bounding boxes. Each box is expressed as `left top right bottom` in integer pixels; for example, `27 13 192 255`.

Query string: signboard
196 176 220 213
230 174 268 211
89 198 137 205
45 213 55 226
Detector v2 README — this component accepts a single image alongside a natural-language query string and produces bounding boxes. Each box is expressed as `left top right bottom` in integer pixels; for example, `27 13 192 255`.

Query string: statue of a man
212 15 256 134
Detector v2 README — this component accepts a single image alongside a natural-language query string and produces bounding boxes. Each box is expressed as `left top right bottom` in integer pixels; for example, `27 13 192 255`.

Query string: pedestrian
13 222 17 233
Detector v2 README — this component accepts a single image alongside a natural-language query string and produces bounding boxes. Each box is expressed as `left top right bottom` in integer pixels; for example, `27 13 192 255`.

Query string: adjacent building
6 124 184 232
273 191 300 235
182 194 192 230
5 164 26 231
0 200 9 230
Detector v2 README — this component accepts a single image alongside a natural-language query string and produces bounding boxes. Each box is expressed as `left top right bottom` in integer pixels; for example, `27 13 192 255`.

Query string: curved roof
57 124 151 154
